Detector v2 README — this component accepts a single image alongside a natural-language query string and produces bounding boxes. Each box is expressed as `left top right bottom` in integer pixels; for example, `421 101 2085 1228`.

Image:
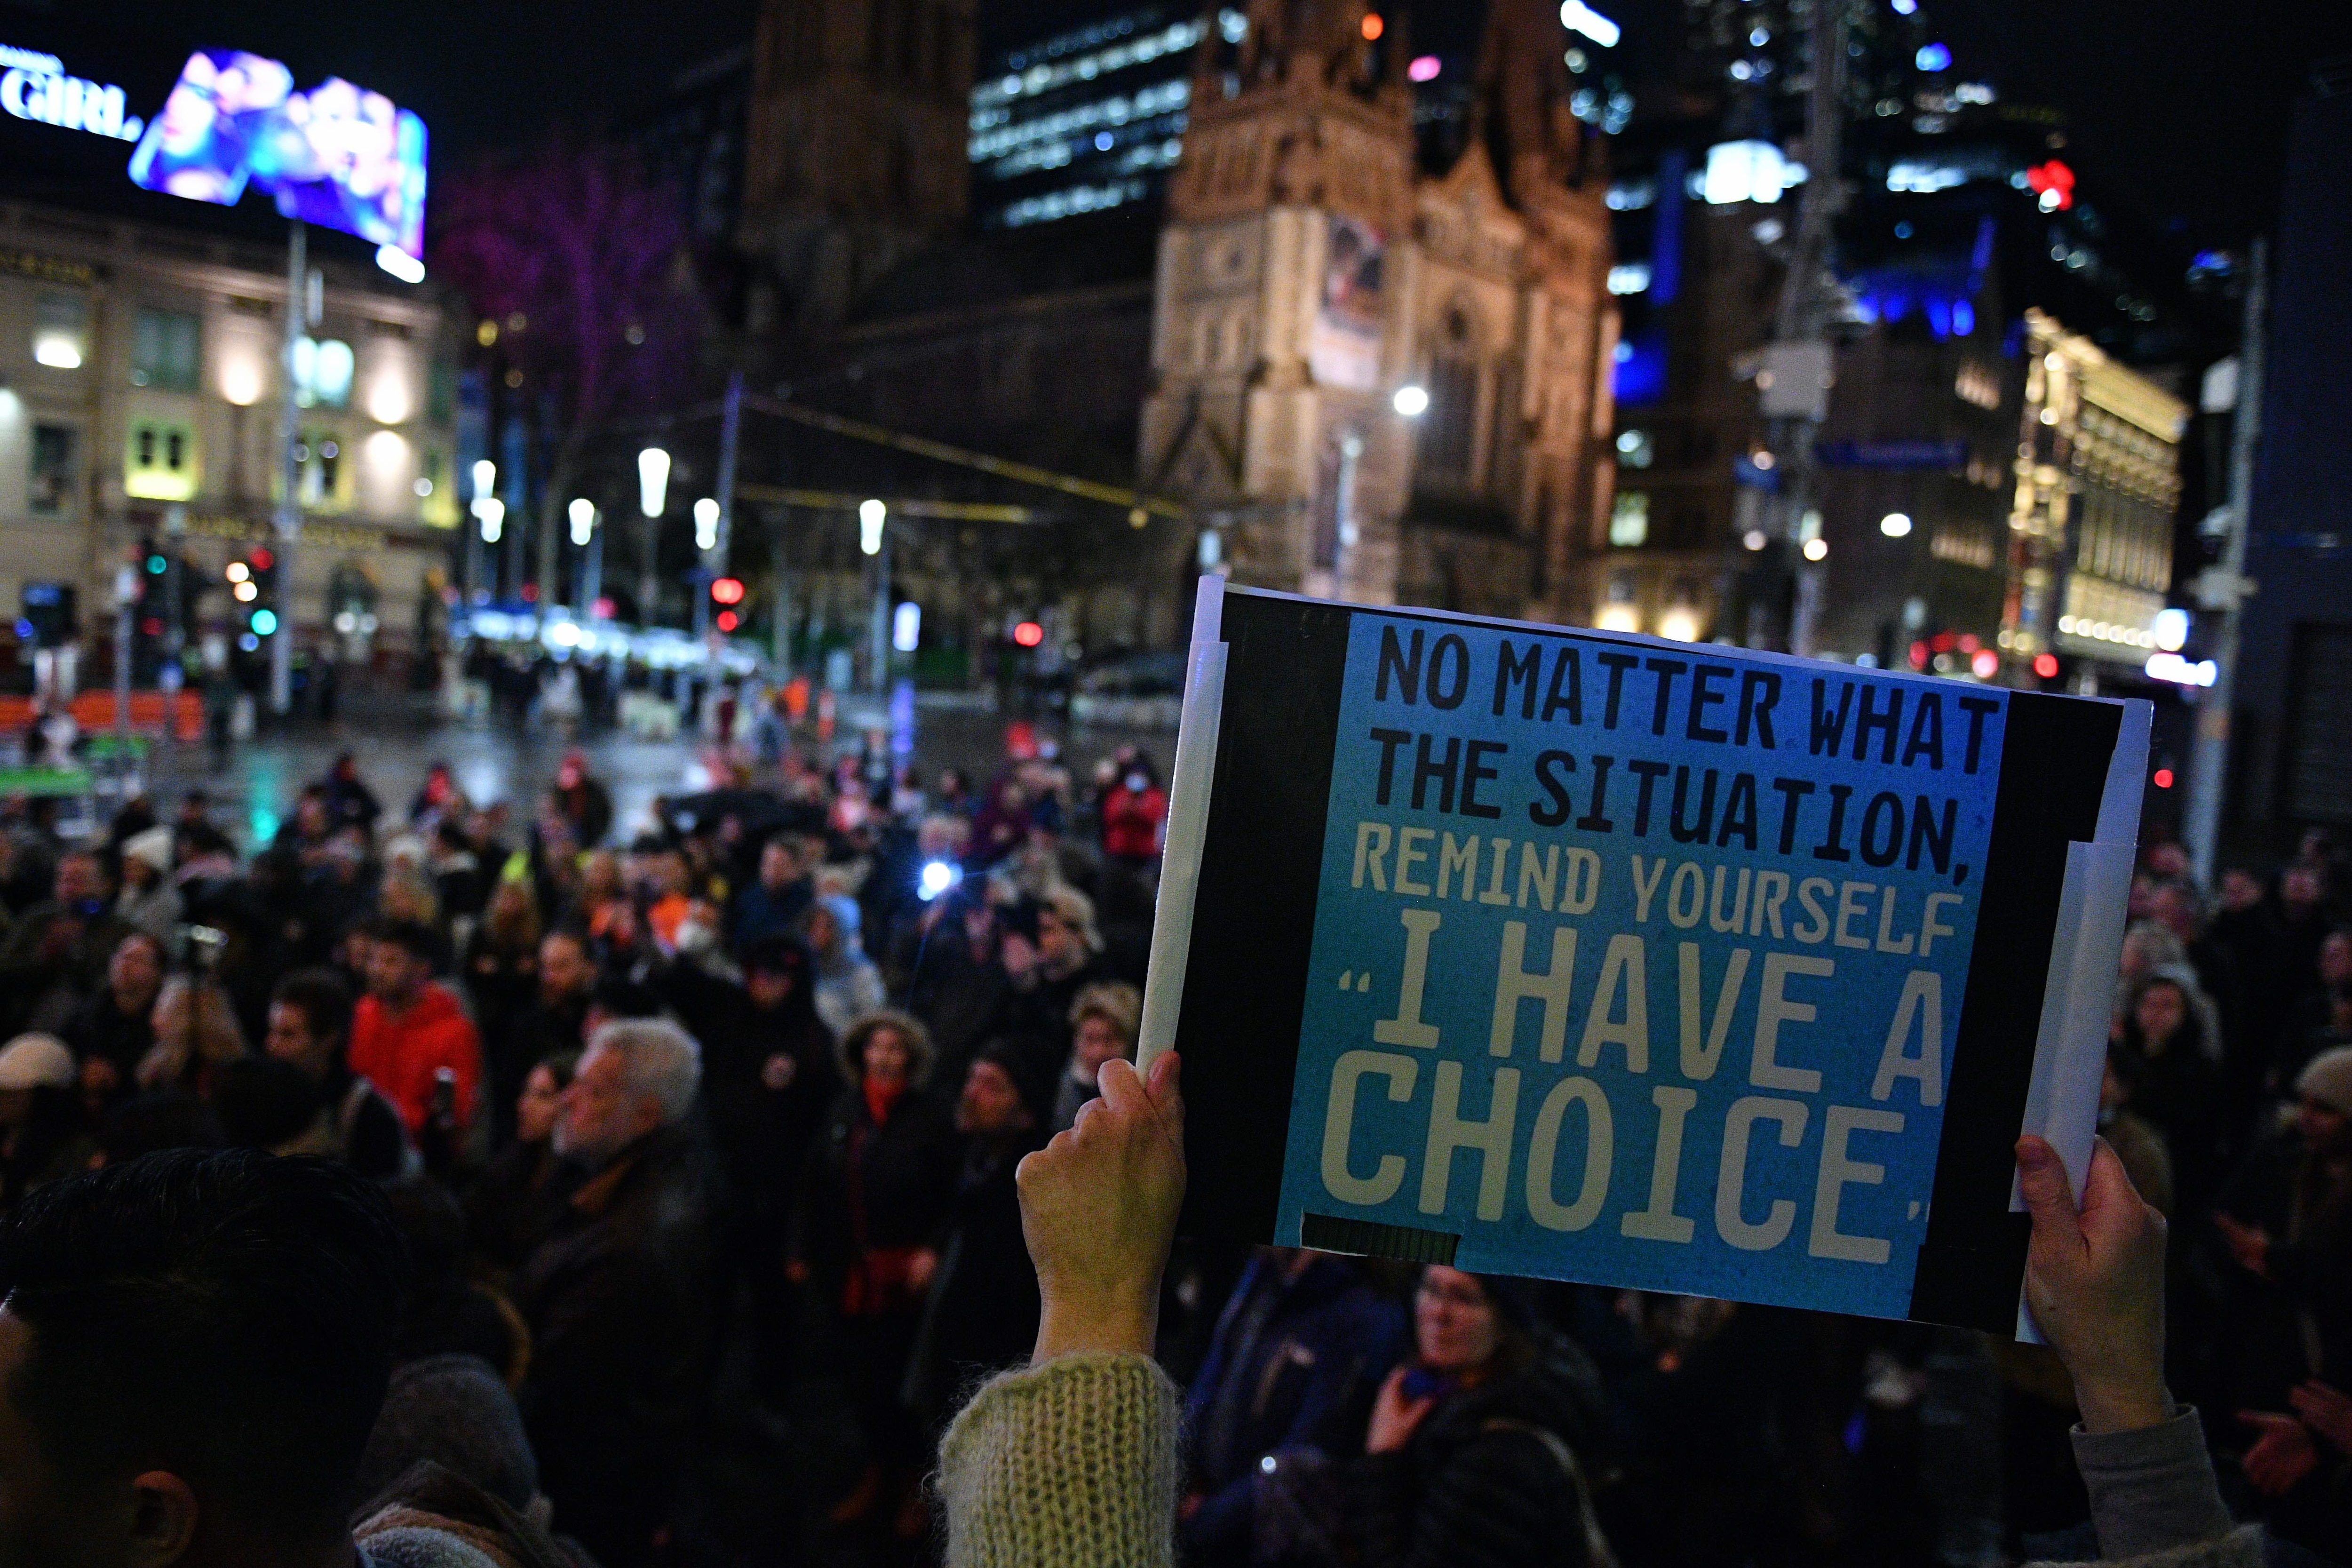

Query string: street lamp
860 499 889 695
637 448 670 519
569 497 602 629
636 448 670 627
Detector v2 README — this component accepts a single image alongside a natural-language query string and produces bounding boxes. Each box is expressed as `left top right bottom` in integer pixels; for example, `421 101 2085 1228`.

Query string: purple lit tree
432 143 704 610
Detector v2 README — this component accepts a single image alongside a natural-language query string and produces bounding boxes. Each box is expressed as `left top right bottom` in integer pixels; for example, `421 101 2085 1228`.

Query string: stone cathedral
1140 0 1620 620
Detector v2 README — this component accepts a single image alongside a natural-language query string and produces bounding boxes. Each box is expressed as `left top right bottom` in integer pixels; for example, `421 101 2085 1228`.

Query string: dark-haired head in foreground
0 1148 406 1568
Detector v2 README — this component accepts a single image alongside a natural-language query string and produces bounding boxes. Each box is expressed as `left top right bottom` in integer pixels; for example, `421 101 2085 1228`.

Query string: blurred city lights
1559 0 1621 47
1802 537 1829 561
2153 768 2175 789
1971 649 1999 679
2033 652 2060 679
569 498 596 546
859 498 887 556
1392 383 1430 417
694 496 720 551
2153 606 2189 651
1879 511 1913 537
1360 12 1383 41
472 459 496 500
250 608 278 635
919 860 963 901
1408 55 1441 82
893 601 922 653
1012 621 1045 648
637 448 671 517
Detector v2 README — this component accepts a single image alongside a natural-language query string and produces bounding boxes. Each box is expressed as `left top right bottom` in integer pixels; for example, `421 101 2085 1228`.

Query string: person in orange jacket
350 917 483 1141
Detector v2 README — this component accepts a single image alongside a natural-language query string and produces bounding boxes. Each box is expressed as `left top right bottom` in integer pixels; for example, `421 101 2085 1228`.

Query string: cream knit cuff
938 1351 1182 1568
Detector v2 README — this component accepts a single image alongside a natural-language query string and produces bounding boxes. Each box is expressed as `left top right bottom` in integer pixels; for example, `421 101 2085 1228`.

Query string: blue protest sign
1144 581 2147 1333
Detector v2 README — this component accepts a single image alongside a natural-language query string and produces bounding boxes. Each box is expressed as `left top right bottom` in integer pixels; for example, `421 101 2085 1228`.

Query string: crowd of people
0 716 2342 1568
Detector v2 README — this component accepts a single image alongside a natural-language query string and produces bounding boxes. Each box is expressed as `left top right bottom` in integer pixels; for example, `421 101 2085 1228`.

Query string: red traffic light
1012 621 1044 648
250 547 275 571
716 610 739 633
710 577 745 605
2032 652 2060 680
2153 768 2175 789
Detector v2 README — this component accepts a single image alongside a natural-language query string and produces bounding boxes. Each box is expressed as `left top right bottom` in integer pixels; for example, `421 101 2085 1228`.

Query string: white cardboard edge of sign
2012 697 2152 1342
1137 574 1229 1072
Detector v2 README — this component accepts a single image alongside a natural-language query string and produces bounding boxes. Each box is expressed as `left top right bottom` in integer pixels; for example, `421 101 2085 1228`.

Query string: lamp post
569 498 600 623
692 497 720 638
468 459 496 602
860 498 888 694
637 447 670 627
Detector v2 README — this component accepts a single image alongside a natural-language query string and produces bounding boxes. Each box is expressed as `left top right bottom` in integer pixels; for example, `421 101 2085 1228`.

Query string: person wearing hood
803 893 886 1040
1344 1267 1610 1568
2117 966 2225 1209
114 825 183 944
1180 1249 1408 1560
548 750 613 850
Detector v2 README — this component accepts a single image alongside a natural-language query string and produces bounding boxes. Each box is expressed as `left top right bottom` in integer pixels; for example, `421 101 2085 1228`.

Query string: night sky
16 0 2349 252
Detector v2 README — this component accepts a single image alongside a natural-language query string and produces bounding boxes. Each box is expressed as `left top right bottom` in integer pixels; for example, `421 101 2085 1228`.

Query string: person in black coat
788 1008 961 1531
1347 1267 1609 1568
902 1039 1054 1434
517 1019 716 1568
658 934 839 1398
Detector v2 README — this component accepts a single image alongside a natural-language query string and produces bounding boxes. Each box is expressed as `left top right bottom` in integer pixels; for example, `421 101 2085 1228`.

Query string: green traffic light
250 609 278 636
145 554 167 574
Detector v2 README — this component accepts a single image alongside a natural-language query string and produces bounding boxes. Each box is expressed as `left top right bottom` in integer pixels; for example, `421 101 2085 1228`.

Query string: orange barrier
0 691 205 741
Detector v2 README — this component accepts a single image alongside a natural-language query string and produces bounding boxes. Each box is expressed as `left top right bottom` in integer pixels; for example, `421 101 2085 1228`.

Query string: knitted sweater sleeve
938 1352 1182 1568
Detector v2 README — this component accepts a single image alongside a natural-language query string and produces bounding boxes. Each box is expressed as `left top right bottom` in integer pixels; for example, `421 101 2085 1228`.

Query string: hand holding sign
1020 1053 1186 1363
2016 1134 2169 1433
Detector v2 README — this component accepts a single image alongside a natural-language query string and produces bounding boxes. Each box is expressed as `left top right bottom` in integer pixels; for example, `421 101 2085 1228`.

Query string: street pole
771 512 791 672
112 557 134 744
1768 0 1844 656
2183 236 2268 884
713 371 742 583
870 538 891 698
271 220 307 716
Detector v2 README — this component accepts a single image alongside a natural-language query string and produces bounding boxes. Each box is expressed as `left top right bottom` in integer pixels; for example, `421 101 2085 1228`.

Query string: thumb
1146 1050 1184 1122
2016 1135 2080 1230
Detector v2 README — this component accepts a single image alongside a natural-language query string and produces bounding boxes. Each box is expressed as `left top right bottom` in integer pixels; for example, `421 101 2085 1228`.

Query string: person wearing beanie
1052 980 1142 1133
1004 883 1108 1073
114 824 183 944
1331 1265 1608 1568
0 1031 95 1206
903 1037 1056 1443
2209 1043 2352 1552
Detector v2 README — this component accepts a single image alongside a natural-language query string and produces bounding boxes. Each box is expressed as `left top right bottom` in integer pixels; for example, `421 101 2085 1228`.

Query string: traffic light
709 577 744 635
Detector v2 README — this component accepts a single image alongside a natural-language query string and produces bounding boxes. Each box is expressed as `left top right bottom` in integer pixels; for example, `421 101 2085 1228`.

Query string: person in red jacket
350 917 483 1142
1098 749 1168 870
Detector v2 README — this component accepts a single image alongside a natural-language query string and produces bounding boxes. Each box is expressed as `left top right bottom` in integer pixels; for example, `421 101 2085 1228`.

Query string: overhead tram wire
655 394 1187 524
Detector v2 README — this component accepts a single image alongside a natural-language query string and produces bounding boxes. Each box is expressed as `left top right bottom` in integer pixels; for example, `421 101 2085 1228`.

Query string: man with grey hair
517 1016 716 1567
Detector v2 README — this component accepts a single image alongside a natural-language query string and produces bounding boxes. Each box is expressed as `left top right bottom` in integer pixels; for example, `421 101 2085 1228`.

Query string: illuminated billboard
127 50 425 259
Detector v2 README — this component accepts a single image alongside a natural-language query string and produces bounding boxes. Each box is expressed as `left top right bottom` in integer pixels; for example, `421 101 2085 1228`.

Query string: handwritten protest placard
1142 581 2148 1334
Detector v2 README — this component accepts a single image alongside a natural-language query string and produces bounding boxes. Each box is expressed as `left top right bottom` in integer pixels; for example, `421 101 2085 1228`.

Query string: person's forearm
939 1353 1179 1568
2073 1406 2235 1560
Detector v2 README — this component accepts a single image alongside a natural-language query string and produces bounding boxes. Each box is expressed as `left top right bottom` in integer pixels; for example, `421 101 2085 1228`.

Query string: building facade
2004 307 2185 675
0 199 458 681
1140 0 1618 617
968 4 1206 231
